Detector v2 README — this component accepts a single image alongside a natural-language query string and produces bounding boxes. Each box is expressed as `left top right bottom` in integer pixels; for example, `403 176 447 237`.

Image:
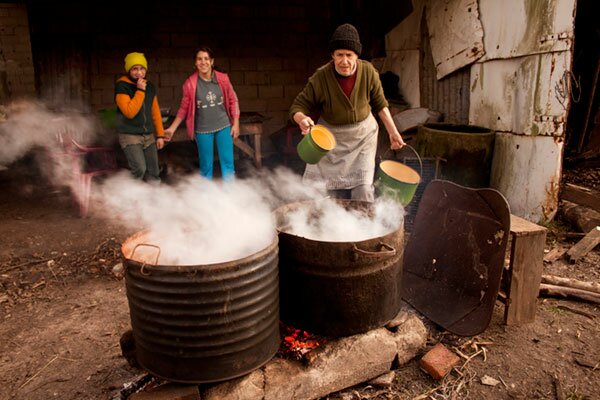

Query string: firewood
561 183 600 213
566 226 600 263
539 283 600 304
541 275 600 294
561 201 600 233
543 247 566 263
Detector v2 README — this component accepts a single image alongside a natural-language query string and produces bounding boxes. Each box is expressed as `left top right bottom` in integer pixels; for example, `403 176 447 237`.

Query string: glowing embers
278 322 326 361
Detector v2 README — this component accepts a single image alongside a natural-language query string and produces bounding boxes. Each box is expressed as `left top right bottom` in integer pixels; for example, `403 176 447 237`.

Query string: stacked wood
561 201 600 233
539 274 600 304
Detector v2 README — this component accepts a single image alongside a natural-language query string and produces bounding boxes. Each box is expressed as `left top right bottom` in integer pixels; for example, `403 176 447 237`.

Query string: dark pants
119 133 160 182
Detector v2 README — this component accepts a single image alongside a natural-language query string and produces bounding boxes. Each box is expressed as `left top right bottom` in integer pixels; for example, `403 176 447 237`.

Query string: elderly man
290 23 405 202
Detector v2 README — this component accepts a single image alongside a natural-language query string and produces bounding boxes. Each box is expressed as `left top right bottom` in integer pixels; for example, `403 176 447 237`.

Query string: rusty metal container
275 200 404 337
121 231 279 383
416 123 495 188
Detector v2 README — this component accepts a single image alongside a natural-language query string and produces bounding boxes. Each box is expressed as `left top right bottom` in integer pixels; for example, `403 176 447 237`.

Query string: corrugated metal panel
469 51 571 136
478 0 575 61
425 0 485 79
490 132 563 222
420 15 470 124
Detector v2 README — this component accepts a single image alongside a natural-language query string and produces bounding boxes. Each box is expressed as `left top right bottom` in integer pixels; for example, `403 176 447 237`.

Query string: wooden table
234 112 266 168
168 112 265 169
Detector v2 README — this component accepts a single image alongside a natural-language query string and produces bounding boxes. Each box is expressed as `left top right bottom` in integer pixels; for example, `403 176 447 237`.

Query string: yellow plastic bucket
297 125 336 164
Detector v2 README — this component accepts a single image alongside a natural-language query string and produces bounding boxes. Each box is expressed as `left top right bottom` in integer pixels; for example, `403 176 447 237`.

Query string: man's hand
156 137 165 150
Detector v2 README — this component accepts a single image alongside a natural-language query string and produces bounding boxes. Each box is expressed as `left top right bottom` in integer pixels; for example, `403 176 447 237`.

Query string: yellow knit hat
124 52 148 72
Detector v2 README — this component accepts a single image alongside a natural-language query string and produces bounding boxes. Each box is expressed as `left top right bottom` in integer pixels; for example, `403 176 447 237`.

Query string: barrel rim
421 123 493 135
274 199 404 245
121 230 278 270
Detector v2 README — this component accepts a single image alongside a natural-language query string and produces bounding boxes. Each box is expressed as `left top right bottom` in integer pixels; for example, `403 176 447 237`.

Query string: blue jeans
195 126 234 180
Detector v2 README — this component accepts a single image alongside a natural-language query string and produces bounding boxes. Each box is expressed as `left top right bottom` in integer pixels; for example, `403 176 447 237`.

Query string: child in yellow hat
114 52 165 182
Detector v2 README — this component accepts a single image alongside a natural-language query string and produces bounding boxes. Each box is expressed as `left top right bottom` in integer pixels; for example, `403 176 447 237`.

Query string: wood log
566 226 600 263
541 275 600 294
561 183 600 213
539 283 600 304
561 201 600 233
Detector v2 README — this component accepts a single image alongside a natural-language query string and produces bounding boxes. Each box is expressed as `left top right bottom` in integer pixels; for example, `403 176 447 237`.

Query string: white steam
0 100 100 187
1 100 405 264
279 197 403 242
99 173 277 265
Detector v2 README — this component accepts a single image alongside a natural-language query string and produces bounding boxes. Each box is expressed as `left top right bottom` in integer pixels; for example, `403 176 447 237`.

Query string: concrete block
230 58 257 71
420 343 460 380
201 313 428 400
391 310 428 364
258 85 283 99
264 328 397 400
235 85 258 99
257 57 282 71
130 383 199 400
202 369 264 400
244 71 270 85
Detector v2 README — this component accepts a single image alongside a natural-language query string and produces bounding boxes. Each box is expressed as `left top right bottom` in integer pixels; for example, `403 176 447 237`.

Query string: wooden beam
566 226 600 263
561 183 600 213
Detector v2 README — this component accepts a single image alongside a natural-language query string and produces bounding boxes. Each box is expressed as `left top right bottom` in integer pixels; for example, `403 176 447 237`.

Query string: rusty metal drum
275 200 404 337
121 231 280 383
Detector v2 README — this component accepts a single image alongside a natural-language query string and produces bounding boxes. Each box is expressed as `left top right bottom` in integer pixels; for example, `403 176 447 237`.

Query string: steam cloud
2 100 405 265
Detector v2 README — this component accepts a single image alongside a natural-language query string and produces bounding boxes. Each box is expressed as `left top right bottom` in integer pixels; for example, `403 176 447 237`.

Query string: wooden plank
562 183 600 213
504 230 546 325
510 214 547 237
543 246 567 263
566 226 600 263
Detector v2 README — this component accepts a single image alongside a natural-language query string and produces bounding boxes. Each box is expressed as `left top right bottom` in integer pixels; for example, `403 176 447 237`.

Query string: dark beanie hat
329 23 362 55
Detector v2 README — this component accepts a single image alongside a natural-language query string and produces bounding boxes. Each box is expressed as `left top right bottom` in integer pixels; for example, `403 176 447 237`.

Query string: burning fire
278 322 326 361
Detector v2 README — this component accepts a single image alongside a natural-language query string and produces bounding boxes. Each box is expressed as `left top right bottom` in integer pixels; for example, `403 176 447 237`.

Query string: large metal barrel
121 231 280 383
416 123 495 188
276 200 404 337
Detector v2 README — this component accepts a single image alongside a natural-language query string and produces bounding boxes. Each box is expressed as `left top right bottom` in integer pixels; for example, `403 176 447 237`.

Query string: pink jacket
175 70 240 140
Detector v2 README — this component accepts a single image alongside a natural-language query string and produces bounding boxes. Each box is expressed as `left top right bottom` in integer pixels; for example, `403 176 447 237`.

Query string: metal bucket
296 124 336 164
121 231 280 383
275 200 404 337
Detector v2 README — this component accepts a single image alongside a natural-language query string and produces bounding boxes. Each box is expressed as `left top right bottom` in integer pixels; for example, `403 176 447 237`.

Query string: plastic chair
58 129 118 217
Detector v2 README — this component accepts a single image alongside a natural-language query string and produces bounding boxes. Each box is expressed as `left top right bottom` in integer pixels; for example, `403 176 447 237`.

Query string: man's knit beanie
329 23 362 56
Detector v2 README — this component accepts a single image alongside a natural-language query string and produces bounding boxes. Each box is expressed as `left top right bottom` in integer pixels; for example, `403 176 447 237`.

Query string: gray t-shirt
195 75 231 134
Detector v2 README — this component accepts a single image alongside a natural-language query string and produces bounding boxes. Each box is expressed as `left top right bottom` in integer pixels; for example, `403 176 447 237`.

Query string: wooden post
503 215 547 325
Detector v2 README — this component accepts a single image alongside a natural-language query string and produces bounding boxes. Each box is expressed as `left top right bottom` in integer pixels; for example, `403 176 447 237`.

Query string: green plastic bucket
297 125 336 164
376 145 422 206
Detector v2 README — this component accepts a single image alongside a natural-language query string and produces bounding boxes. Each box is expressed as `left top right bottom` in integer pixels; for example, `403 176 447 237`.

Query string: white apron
303 113 378 190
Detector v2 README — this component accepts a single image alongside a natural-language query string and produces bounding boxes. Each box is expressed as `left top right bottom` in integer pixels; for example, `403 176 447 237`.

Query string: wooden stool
498 214 547 325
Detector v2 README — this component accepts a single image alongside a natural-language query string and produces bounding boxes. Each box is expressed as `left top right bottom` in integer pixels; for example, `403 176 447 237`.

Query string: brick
130 383 199 400
419 343 460 380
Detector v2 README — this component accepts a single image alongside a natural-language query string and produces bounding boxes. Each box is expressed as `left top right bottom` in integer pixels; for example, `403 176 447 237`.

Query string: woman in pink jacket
165 46 240 180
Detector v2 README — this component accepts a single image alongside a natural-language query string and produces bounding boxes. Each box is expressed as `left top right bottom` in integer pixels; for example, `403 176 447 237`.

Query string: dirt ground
0 162 599 400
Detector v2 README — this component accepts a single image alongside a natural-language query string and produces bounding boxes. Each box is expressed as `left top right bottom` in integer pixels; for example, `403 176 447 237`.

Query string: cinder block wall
87 3 332 136
0 4 35 99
